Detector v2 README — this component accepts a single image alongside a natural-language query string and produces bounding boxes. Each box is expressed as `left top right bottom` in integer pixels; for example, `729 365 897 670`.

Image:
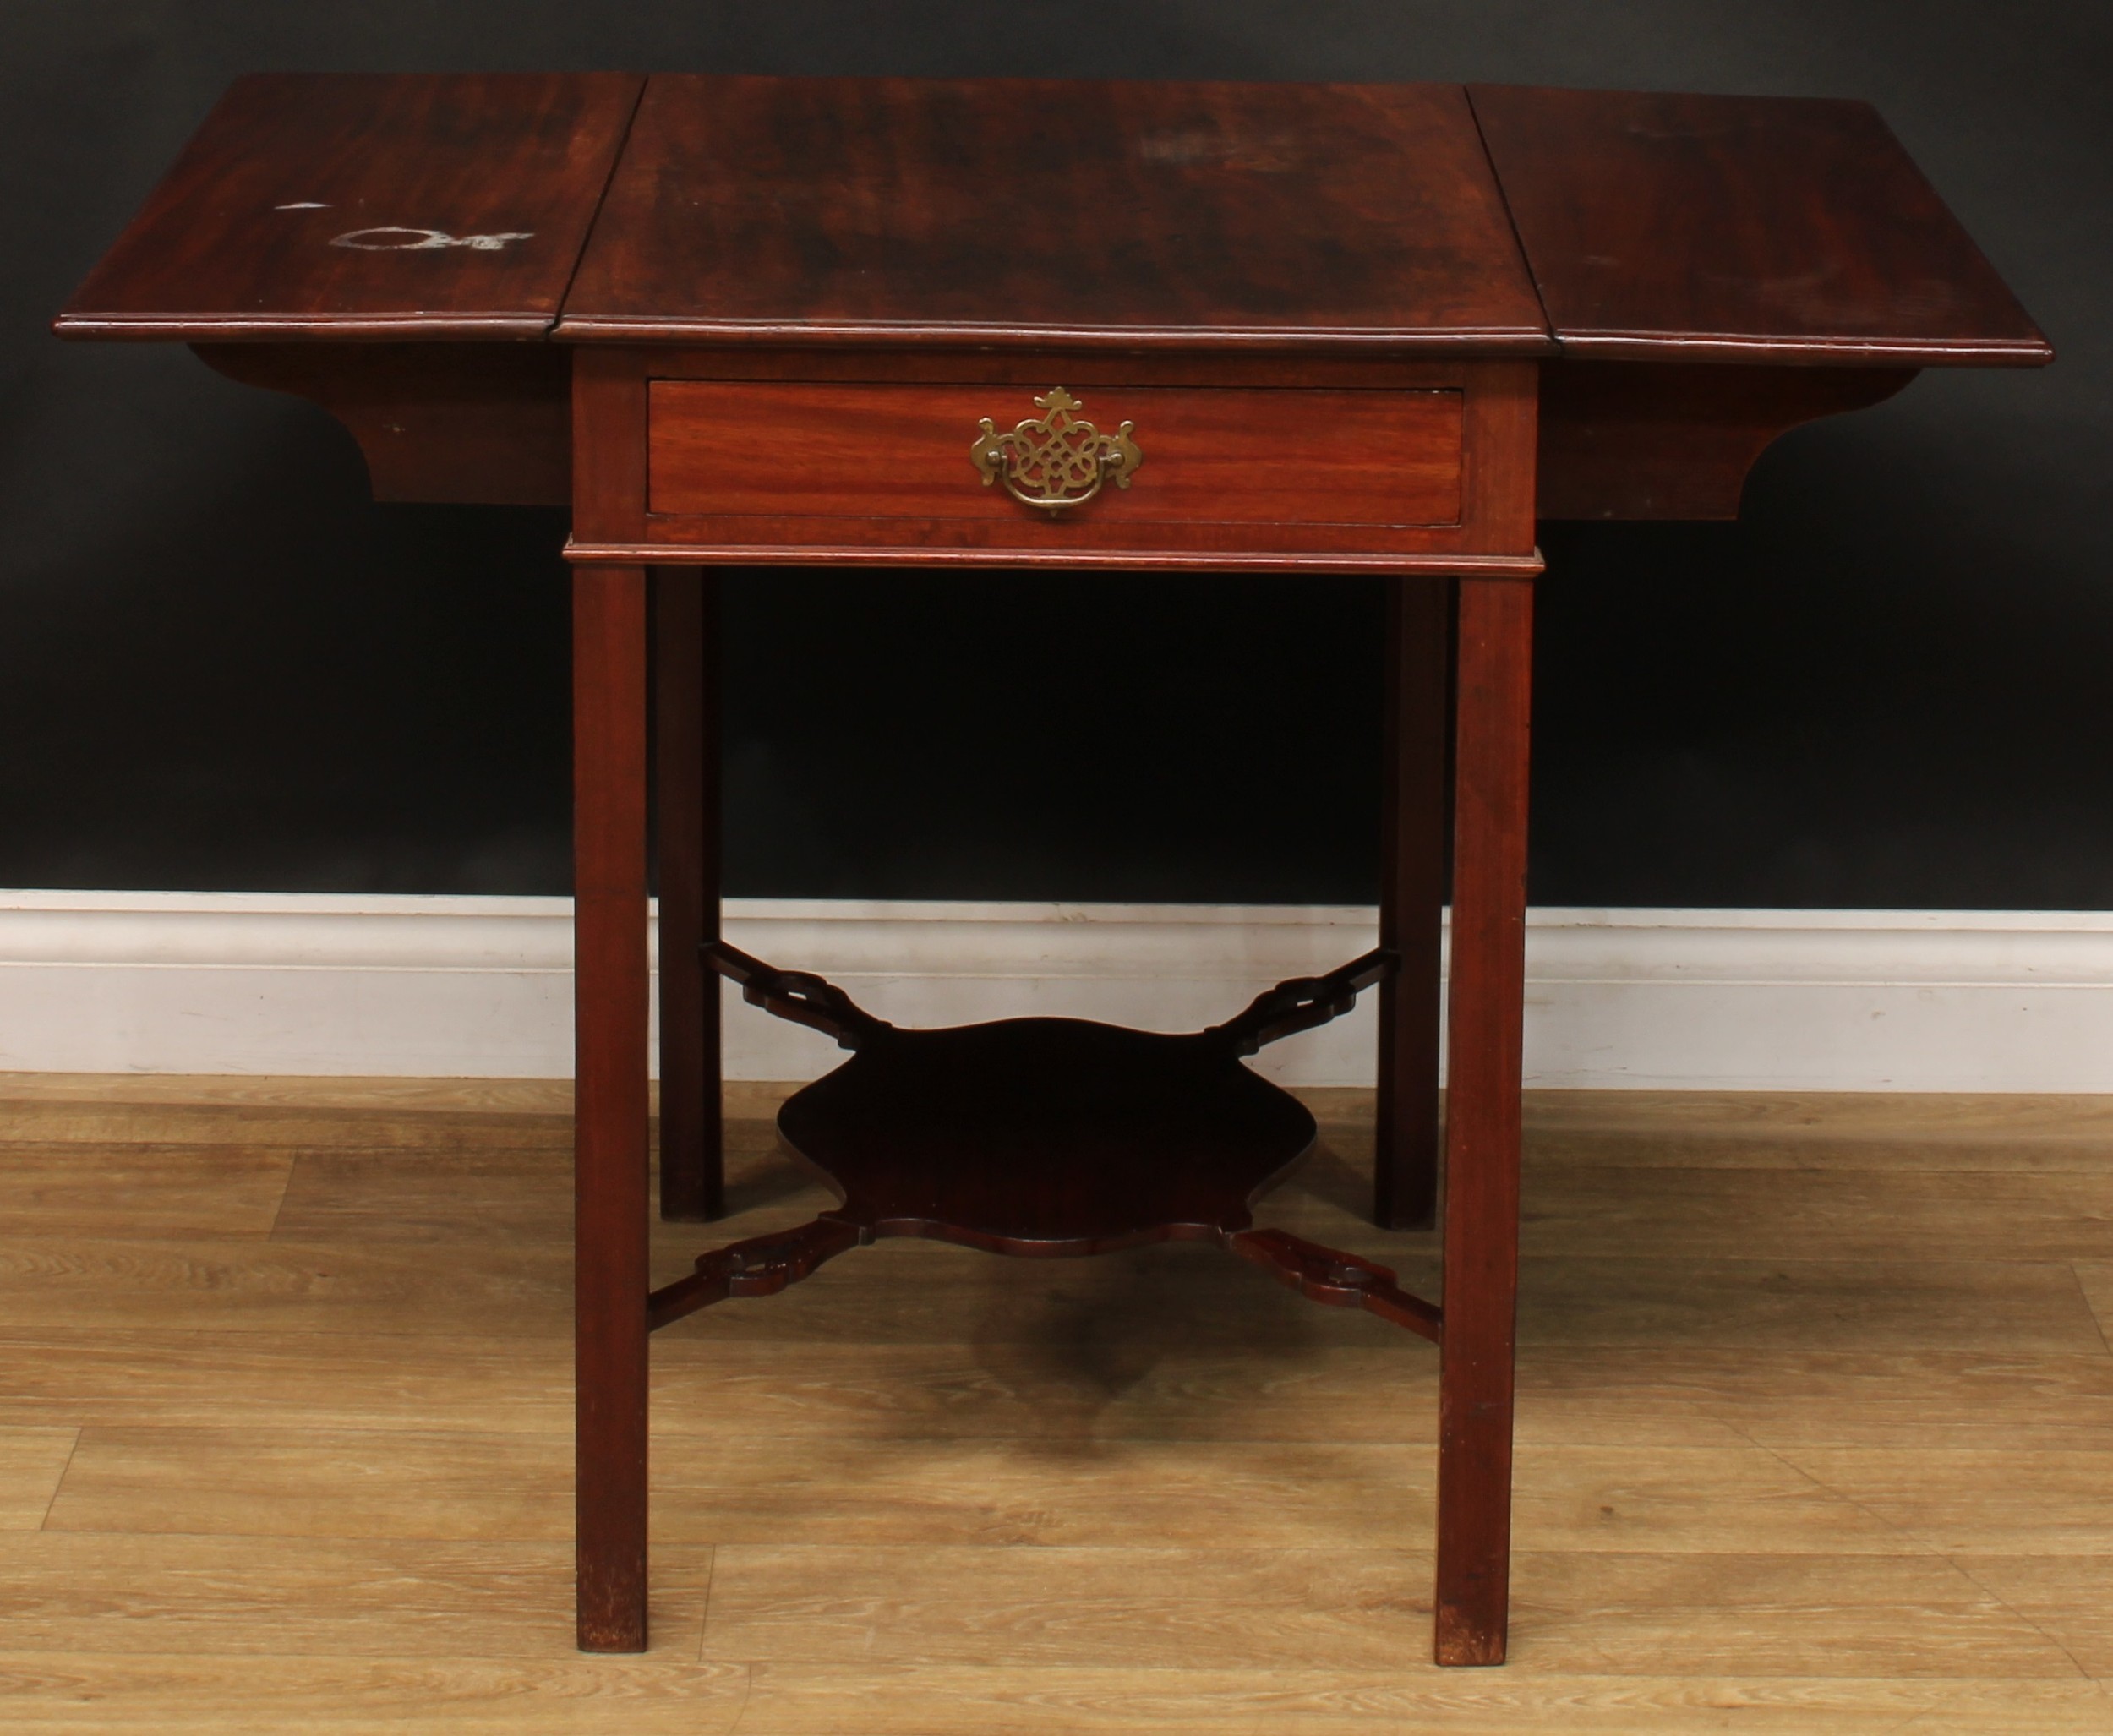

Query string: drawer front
648 380 1464 529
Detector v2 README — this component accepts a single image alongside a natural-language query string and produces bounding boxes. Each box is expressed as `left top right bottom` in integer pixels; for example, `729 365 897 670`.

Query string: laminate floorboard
2063 1260 2113 1342
0 1144 293 1236
0 1653 748 1734
0 1238 575 1338
3 1073 2110 1730
0 1531 715 1659
698 1543 2079 1675
713 1664 2113 1734
0 1427 77 1530
1952 1554 2113 1676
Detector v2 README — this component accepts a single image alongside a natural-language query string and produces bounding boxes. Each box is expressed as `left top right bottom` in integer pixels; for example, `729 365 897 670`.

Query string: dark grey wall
5 2 2106 906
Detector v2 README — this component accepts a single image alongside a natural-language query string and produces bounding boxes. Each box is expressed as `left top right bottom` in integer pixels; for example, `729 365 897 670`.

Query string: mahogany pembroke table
57 73 2049 1666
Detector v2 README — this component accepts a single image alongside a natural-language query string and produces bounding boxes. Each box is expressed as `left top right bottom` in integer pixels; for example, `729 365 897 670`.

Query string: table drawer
647 379 1464 529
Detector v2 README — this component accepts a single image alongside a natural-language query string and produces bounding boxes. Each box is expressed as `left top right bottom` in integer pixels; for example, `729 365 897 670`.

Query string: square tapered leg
653 567 723 1221
1432 576 1532 1667
1375 576 1452 1230
574 564 652 1653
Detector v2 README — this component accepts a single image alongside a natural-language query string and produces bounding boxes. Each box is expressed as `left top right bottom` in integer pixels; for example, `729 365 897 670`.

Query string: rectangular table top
1469 84 2050 366
58 73 644 341
557 76 1546 352
57 73 2049 368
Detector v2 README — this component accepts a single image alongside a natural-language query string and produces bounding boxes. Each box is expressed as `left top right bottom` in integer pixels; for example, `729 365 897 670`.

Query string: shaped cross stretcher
646 942 1442 1346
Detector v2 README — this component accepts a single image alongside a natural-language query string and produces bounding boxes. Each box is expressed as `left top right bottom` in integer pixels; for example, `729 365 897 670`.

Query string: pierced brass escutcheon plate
970 388 1142 515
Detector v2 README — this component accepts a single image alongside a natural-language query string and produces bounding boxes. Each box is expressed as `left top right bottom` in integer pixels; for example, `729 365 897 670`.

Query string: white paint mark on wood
275 201 330 210
329 227 534 252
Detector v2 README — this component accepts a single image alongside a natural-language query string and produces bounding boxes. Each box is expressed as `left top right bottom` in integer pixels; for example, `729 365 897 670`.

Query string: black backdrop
6 3 2106 907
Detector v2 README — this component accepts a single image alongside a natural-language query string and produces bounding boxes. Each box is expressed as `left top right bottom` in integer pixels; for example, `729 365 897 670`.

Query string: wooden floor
3 1077 2112 1732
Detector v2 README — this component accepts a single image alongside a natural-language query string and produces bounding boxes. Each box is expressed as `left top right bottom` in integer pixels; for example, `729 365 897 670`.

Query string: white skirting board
3 892 2113 1090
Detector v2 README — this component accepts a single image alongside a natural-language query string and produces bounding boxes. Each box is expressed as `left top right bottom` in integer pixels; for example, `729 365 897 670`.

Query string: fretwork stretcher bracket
647 942 1440 1346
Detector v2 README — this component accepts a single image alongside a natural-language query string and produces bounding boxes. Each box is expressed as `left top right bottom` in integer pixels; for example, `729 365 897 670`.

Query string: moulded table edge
564 539 1546 575
550 315 1559 352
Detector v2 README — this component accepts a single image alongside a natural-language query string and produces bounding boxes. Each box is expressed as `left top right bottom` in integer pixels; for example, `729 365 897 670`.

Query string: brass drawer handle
970 388 1142 516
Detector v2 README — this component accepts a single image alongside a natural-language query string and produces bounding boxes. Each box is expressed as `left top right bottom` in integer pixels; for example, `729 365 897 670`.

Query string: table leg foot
577 1560 649 1653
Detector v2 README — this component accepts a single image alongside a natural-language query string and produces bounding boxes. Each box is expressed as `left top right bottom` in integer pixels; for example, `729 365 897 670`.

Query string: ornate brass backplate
970 388 1142 515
